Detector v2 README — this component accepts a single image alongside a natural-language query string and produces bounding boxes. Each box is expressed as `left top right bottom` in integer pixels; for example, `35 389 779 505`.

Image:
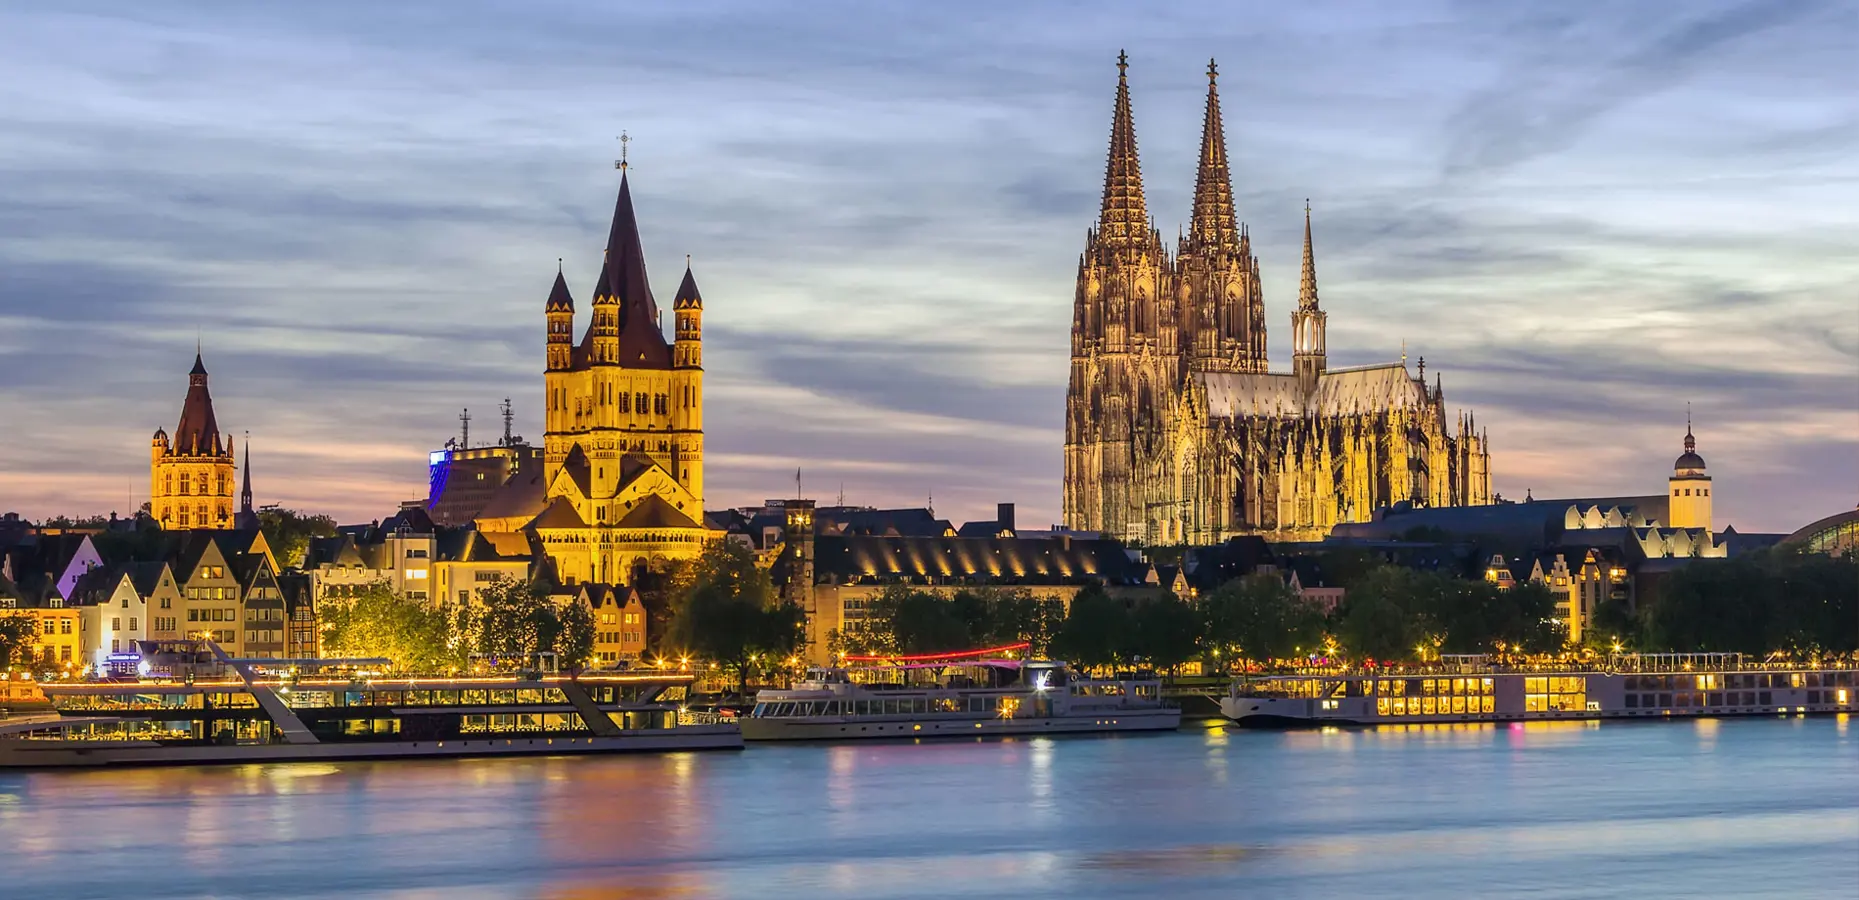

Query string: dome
1674 450 1706 472
1673 422 1705 474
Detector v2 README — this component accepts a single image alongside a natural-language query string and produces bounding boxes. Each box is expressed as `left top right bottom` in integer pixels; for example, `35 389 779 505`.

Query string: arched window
164 474 173 495
179 477 190 496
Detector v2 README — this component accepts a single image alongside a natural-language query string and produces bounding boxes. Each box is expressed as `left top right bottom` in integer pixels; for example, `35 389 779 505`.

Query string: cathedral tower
1177 59 1266 374
1064 52 1172 536
150 352 237 530
1291 202 1327 393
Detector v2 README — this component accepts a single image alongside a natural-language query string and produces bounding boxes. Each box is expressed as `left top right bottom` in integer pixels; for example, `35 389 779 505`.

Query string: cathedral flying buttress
1062 55 1492 544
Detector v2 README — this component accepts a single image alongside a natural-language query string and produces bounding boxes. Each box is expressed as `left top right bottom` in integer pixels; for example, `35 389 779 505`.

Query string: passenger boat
0 640 740 768
1221 653 1857 727
741 658 1181 741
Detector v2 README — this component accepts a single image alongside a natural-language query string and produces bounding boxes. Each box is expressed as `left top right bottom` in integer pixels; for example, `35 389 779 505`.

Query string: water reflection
0 718 1852 899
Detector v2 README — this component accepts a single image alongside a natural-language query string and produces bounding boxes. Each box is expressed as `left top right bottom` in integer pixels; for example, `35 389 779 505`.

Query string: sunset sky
1 1 1853 533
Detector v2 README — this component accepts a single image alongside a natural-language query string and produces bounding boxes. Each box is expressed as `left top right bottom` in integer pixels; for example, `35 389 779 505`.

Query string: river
1 716 1854 898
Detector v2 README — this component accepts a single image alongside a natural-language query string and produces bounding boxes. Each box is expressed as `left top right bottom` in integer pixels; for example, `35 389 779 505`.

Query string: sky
0 0 1854 534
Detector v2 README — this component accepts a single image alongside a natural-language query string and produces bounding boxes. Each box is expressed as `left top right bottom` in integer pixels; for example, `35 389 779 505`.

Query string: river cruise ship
0 640 739 767
741 657 1181 741
1221 653 1856 727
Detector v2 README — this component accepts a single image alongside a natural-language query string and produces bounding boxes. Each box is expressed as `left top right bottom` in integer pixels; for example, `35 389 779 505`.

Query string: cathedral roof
1201 364 1424 419
589 172 672 369
172 353 226 457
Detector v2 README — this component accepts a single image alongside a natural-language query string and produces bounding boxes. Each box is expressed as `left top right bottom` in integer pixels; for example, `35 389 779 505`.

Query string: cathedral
150 352 255 531
1062 56 1492 544
532 163 709 586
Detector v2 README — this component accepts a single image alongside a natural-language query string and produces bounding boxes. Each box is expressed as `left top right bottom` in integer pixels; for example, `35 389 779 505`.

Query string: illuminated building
426 399 543 528
574 584 649 664
1063 56 1491 544
150 353 240 531
535 162 708 586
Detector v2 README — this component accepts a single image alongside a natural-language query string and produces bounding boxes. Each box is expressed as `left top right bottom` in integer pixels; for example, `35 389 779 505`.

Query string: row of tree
321 577 595 673
1632 548 1857 654
830 566 1569 673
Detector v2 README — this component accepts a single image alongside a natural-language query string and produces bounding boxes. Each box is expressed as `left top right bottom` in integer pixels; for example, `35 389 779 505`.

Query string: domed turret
1668 416 1711 531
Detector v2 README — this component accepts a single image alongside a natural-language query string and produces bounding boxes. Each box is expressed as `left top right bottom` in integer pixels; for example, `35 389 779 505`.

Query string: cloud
0 1 1853 535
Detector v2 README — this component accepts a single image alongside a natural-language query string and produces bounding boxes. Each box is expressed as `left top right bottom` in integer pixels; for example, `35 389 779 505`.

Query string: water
2 717 1854 899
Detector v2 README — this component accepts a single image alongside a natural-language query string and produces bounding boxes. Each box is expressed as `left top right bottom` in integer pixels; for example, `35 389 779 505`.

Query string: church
1063 56 1492 544
531 162 709 585
150 352 256 531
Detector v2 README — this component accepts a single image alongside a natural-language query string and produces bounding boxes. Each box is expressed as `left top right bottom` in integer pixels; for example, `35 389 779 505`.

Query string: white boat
0 640 740 768
1221 653 1857 727
741 659 1181 741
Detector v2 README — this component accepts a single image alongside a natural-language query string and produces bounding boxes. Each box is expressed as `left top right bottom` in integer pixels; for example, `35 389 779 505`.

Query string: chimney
997 502 1016 534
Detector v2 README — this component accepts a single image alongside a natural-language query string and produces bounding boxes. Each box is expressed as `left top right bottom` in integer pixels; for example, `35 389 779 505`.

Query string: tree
978 589 1064 657
1644 549 1859 654
1428 578 1558 654
1333 567 1433 662
473 577 556 660
1130 593 1200 674
666 541 803 695
555 599 596 671
1200 573 1325 665
1051 584 1130 672
320 584 462 673
1585 598 1640 651
0 613 38 671
257 507 338 570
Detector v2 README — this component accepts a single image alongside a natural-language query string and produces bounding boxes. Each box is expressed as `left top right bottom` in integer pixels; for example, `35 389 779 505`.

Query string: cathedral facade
533 167 709 585
1063 57 1492 544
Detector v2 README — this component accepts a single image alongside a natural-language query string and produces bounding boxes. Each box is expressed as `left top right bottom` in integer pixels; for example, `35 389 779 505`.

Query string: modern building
150 353 240 530
535 163 709 586
427 439 544 528
1063 55 1491 545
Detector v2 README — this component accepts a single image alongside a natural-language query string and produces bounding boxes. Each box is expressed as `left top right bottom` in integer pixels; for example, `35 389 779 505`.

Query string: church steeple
1188 59 1238 255
586 170 671 369
1096 51 1150 255
1292 201 1327 392
1298 200 1320 312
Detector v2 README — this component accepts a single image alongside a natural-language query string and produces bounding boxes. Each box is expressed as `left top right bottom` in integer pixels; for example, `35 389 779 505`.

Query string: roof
1183 537 1277 591
529 496 589 530
127 561 171 596
673 265 702 307
545 269 575 312
795 534 1150 587
587 172 672 369
172 353 225 457
1200 364 1426 419
614 495 704 530
475 467 546 523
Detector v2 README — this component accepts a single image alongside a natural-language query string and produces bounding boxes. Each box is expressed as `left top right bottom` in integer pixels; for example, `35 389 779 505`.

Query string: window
188 610 199 622
113 618 122 631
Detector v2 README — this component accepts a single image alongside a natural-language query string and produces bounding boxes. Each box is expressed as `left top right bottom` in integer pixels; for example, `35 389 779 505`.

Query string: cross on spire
1117 49 1128 76
615 131 631 171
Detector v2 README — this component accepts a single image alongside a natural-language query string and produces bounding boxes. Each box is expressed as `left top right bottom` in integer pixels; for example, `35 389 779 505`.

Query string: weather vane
615 132 631 171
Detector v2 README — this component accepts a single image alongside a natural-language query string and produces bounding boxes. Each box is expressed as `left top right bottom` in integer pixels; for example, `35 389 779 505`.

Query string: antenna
501 398 514 447
460 408 471 450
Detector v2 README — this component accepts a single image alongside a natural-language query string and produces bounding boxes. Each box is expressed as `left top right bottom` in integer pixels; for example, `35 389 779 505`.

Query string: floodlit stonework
535 164 709 585
1063 56 1493 544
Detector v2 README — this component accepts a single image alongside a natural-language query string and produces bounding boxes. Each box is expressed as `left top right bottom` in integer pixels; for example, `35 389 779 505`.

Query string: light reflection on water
1 717 1854 899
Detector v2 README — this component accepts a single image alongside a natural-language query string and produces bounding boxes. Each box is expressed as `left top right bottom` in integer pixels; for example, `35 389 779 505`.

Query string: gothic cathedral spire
1189 59 1237 255
1292 201 1327 392
1097 51 1150 255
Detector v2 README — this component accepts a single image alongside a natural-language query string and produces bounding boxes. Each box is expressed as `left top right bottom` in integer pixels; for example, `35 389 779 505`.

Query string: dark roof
545 269 575 312
476 468 546 522
590 172 672 369
1183 537 1277 591
821 507 955 538
673 265 702 307
797 535 1149 587
127 561 171 596
530 496 589 530
1674 451 1706 471
615 495 703 530
173 353 225 457
70 564 128 605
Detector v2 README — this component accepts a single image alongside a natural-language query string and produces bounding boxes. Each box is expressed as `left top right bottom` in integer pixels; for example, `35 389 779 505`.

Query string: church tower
1177 59 1265 374
1064 52 1171 535
1668 416 1711 530
1291 202 1327 393
150 352 237 530
535 153 708 587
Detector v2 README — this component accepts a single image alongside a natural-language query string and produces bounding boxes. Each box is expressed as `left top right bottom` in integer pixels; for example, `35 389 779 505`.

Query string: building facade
1063 57 1492 544
536 166 709 585
151 354 240 530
